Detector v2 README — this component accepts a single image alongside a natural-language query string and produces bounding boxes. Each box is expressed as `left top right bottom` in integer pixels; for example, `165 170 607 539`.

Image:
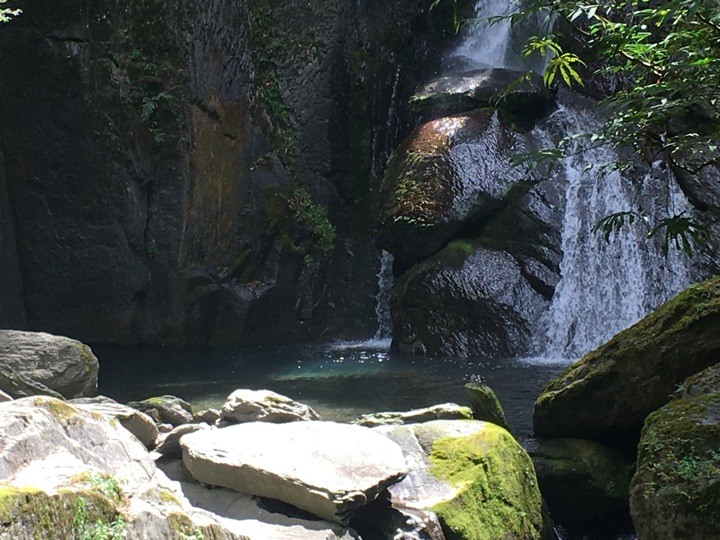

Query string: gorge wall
0 0 463 345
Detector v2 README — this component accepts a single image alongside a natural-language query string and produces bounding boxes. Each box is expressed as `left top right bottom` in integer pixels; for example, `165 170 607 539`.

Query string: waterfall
440 0 698 361
373 250 395 341
443 0 543 73
533 104 696 360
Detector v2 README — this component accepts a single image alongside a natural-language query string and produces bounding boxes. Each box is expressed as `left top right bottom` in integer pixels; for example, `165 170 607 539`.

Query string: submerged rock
524 437 633 529
534 276 720 447
630 363 720 540
180 421 407 525
391 240 547 357
221 388 320 424
465 381 510 430
128 395 194 427
410 68 554 118
374 420 548 540
354 403 472 427
70 395 159 449
0 330 99 399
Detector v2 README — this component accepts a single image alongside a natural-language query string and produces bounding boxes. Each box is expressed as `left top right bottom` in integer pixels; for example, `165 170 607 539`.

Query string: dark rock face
0 0 455 344
524 437 634 532
410 68 554 119
391 240 548 357
534 276 720 448
630 363 720 540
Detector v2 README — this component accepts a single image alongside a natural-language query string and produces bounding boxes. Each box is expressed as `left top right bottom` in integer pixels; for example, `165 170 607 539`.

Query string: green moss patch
429 424 544 540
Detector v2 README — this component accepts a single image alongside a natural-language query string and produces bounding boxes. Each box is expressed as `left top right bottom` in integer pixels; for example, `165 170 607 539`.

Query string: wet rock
378 109 540 270
128 395 193 427
391 240 547 357
524 437 633 529
410 68 554 118
221 389 320 424
0 396 236 539
465 382 510 430
354 403 472 427
181 421 407 525
534 276 720 448
630 363 720 540
0 330 98 399
70 395 159 449
374 420 548 540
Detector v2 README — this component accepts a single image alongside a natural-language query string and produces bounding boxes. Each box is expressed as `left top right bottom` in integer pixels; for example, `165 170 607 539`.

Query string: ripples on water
96 341 567 436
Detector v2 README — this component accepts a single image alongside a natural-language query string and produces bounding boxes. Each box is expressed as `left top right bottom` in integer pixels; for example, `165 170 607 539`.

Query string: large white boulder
181 421 407 524
0 396 235 539
0 330 99 398
221 388 321 423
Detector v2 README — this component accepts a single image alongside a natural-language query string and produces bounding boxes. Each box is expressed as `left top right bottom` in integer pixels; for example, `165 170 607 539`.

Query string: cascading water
442 0 698 361
532 104 696 360
373 249 395 342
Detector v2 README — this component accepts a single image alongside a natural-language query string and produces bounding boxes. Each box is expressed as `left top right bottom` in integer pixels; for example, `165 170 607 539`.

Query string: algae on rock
534 276 720 447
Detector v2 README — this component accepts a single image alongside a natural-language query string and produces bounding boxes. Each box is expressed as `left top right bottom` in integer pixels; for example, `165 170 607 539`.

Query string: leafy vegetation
515 0 720 254
0 0 19 23
285 188 336 259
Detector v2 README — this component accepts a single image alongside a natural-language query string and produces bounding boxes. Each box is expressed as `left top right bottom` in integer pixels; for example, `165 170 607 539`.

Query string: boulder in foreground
630 363 720 540
534 277 720 447
375 420 548 540
0 329 98 399
181 421 407 525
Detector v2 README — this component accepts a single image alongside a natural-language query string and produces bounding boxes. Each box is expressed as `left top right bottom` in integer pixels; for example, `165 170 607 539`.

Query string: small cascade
443 0 542 73
534 105 696 360
373 249 395 341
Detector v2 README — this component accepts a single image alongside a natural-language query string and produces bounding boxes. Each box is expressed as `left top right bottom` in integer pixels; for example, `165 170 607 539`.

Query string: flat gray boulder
0 329 99 398
181 421 407 524
354 403 472 427
221 389 321 423
155 423 209 457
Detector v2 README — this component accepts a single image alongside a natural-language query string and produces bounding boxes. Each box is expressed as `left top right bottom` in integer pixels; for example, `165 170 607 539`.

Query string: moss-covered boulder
524 438 633 531
465 381 510 430
534 277 720 447
630 363 720 540
391 240 547 357
374 420 549 540
378 109 539 271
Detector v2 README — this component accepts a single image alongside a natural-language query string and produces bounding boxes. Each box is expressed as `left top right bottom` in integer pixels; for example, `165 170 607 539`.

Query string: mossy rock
524 438 634 530
464 382 509 431
630 363 720 540
534 276 720 448
0 485 119 539
430 424 546 540
375 420 549 540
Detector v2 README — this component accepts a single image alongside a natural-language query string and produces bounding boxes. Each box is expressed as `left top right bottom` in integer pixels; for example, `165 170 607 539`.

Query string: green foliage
0 0 20 23
79 474 123 504
248 0 296 158
510 0 720 255
73 498 125 540
179 529 205 540
286 188 336 258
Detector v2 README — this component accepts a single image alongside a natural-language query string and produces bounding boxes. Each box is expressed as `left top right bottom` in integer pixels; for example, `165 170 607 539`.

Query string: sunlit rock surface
374 420 548 540
221 388 321 424
0 330 98 399
181 421 407 524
